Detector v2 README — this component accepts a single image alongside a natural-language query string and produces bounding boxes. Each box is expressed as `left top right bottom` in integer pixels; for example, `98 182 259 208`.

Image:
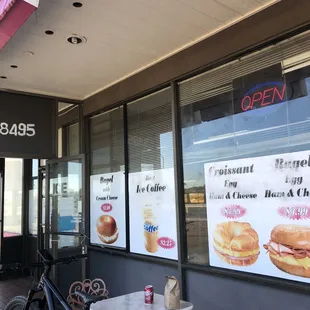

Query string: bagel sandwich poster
204 150 310 284
90 172 126 249
129 168 178 260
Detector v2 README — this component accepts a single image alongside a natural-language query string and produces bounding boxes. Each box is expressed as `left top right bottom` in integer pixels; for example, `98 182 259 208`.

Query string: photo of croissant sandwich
213 221 260 266
264 224 310 278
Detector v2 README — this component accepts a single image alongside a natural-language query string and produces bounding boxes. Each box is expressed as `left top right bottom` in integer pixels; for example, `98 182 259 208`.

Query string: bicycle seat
74 291 107 305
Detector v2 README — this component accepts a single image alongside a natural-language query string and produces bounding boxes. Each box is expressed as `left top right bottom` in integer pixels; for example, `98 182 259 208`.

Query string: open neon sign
241 82 286 112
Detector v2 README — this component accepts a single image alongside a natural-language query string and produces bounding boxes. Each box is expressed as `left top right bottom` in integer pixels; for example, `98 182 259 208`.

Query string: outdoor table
90 291 193 310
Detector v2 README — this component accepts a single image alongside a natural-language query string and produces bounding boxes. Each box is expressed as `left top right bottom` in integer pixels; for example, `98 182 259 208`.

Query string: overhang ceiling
0 0 279 100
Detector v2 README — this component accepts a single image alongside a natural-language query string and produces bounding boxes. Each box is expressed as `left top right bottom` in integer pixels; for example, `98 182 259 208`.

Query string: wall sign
129 168 178 260
204 150 310 284
90 172 126 249
0 92 56 158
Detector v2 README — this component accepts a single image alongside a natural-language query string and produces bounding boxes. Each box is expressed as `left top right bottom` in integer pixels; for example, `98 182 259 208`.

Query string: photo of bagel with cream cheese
96 215 119 244
264 224 310 278
213 221 260 266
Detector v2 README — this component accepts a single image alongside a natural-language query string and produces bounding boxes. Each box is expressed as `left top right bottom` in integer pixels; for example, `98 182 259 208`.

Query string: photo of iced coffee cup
143 205 159 253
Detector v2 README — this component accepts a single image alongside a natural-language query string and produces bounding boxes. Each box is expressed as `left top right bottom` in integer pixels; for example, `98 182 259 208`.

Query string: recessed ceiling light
67 35 86 45
10 65 18 68
45 30 54 35
0 76 7 79
73 2 82 8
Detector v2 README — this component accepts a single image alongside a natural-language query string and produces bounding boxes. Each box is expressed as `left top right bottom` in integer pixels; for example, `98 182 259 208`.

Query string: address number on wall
0 123 36 137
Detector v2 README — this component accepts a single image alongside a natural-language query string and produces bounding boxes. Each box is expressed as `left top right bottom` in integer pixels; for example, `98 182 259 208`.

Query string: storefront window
4 158 23 237
89 108 126 249
180 47 310 269
65 123 79 156
127 89 174 173
90 108 124 175
127 89 178 259
29 159 39 235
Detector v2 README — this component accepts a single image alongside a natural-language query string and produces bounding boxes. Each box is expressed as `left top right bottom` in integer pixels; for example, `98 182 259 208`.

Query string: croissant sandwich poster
205 150 310 284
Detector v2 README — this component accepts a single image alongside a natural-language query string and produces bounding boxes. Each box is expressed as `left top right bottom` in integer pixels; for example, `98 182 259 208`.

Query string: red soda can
144 285 154 304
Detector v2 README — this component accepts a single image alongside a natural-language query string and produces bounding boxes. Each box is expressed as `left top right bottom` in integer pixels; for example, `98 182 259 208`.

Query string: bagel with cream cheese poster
90 172 126 249
204 150 310 283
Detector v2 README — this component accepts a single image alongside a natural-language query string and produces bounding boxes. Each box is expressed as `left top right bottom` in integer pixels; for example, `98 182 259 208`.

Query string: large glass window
90 108 124 175
127 89 178 260
180 36 310 265
65 123 79 156
127 89 174 173
89 108 126 249
4 158 23 237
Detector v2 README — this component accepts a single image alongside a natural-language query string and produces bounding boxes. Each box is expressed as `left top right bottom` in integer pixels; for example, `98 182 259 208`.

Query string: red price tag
221 205 246 219
101 203 112 212
157 237 176 249
278 205 310 220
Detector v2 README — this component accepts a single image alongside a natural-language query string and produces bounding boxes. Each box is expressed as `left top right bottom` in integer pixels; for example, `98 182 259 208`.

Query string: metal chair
67 278 109 309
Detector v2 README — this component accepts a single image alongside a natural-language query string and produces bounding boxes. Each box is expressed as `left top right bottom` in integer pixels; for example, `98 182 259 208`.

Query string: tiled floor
0 278 32 310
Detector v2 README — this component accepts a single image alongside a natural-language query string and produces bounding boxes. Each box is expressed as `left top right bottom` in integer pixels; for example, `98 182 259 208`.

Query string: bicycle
4 249 106 310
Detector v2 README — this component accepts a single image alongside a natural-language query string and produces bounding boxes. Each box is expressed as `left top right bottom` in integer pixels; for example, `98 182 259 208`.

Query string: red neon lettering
261 88 274 106
272 84 286 102
252 91 263 106
241 96 252 111
241 84 286 111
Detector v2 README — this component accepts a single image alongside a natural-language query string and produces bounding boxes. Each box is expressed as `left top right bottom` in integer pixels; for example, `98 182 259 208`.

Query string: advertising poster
90 172 126 249
205 150 310 283
129 168 178 259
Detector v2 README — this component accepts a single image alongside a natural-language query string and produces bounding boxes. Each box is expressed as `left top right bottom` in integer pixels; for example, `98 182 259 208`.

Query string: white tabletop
90 291 193 310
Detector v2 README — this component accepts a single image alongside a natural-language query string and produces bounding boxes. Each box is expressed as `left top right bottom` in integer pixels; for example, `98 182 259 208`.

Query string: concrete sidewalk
0 278 32 310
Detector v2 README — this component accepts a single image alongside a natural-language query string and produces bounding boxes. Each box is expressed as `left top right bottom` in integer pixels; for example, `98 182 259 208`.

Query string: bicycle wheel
4 296 41 310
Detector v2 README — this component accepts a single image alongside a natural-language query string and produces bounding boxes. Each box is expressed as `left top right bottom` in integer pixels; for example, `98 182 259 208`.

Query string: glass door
45 155 86 294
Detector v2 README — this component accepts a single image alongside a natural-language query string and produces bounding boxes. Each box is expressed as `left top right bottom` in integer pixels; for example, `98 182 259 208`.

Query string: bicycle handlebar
50 254 88 266
38 249 87 267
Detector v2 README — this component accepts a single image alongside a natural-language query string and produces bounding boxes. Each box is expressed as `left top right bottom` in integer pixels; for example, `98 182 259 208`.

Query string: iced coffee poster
129 168 178 259
90 172 126 249
204 150 310 284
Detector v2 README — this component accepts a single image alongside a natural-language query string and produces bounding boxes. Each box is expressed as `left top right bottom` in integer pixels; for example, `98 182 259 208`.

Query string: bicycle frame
21 250 88 310
25 272 72 310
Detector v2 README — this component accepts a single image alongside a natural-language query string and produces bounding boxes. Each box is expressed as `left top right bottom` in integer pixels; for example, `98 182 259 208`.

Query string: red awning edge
0 0 17 22
0 0 38 50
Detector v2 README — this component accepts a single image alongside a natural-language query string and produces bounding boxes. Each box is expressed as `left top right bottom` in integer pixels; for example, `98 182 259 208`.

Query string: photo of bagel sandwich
213 221 260 266
264 224 310 278
96 215 119 244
